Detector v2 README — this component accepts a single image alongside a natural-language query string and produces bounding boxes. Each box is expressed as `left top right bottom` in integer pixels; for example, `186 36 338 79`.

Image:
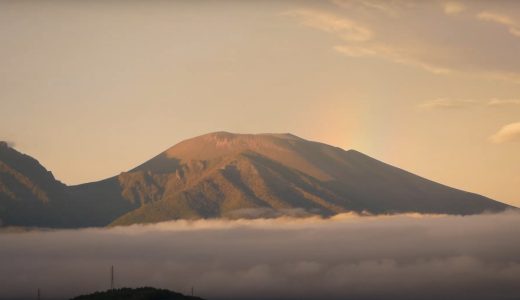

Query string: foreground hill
70 287 205 300
0 133 513 227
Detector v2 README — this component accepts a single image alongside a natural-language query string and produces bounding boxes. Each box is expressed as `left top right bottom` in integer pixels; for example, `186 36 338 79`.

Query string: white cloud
490 122 520 143
443 2 466 15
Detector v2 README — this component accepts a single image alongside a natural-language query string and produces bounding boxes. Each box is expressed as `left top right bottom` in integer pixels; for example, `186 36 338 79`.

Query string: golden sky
0 0 519 206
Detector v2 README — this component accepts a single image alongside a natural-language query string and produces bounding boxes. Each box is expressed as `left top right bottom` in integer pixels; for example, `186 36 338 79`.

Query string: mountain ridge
0 132 514 227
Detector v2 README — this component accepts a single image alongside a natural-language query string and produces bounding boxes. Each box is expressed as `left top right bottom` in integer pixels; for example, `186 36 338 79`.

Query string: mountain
70 287 205 300
106 132 510 225
0 133 513 227
0 142 134 227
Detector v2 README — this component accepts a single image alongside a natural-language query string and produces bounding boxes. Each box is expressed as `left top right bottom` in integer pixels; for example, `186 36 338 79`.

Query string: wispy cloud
331 0 402 17
477 11 520 37
419 98 520 110
286 3 520 84
477 11 516 26
443 2 466 15
286 9 373 42
334 44 452 74
419 98 477 110
490 122 520 143
487 98 520 107
286 8 453 75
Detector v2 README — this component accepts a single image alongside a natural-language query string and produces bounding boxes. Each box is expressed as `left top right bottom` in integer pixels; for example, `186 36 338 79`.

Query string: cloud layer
1 212 520 300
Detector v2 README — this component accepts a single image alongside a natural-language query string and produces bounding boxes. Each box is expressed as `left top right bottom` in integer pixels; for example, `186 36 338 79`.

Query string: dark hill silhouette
0 133 514 227
70 287 204 300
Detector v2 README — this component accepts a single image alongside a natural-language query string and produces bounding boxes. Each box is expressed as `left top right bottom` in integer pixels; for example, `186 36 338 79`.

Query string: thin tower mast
110 265 114 290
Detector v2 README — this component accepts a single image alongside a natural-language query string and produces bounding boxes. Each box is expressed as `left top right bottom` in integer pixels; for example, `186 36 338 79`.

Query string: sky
0 0 519 206
1 212 520 300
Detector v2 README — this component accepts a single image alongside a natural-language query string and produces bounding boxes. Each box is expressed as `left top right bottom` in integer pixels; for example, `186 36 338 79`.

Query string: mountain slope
109 132 510 225
0 142 134 227
0 141 70 226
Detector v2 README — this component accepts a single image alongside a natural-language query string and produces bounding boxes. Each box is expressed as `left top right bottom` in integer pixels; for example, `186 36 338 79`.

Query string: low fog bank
1 212 520 300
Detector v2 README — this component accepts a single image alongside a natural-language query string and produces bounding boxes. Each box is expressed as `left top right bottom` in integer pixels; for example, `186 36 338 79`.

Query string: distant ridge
0 133 514 227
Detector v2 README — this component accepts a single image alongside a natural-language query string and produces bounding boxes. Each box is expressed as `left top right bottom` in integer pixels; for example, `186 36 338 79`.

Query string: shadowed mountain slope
0 141 71 227
0 142 134 227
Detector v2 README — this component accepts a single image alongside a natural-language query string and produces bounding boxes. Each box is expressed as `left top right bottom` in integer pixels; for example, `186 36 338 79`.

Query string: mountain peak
201 131 300 141
163 132 306 162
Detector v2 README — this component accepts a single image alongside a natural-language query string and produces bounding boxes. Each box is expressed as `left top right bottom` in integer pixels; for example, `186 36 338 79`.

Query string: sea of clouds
1 211 520 300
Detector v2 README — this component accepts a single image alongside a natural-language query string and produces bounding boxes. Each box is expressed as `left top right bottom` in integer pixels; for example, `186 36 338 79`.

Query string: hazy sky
1 212 520 300
0 0 519 206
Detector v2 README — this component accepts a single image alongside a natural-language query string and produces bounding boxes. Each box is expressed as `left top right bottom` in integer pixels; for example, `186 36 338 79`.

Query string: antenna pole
37 288 41 300
111 265 114 290
191 286 194 296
